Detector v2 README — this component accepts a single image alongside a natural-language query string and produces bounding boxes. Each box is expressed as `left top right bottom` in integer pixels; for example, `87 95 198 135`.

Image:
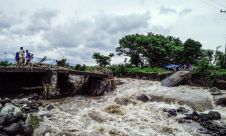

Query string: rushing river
34 78 226 136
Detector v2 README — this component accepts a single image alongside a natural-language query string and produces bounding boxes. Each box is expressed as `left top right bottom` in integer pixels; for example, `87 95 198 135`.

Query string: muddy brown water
32 78 226 136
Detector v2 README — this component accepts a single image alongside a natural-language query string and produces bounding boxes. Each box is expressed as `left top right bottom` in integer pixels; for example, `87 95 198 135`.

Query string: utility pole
225 43 226 54
220 9 226 13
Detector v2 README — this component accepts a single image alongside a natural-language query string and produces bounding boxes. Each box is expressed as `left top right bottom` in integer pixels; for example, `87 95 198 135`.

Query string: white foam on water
35 78 220 136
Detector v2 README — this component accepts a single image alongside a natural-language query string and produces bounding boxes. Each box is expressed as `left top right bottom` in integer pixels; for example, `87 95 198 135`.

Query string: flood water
35 78 226 136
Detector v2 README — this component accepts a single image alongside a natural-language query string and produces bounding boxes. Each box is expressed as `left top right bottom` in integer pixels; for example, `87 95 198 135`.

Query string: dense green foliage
74 64 86 71
73 32 226 88
192 57 226 86
0 61 13 66
116 33 203 66
126 66 166 74
56 58 69 67
181 39 203 64
92 52 114 67
107 64 168 76
107 64 128 76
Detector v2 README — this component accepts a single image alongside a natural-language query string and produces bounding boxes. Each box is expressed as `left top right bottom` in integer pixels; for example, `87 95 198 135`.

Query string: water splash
35 78 220 136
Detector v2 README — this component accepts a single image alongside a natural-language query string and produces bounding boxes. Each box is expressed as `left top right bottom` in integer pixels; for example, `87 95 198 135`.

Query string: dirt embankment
119 72 226 90
188 73 226 90
120 72 172 81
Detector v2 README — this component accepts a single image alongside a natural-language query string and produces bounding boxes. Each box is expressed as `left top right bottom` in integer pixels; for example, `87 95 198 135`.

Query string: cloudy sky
0 0 226 65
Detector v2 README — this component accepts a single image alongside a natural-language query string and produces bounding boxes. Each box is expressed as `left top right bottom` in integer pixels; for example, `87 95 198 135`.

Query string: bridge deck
0 66 109 78
161 70 190 87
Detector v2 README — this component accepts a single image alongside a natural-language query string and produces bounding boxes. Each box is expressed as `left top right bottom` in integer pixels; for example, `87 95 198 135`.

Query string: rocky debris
0 97 41 136
38 111 53 119
3 122 22 136
176 107 189 114
136 94 149 102
22 100 41 113
176 118 192 124
0 114 6 126
208 111 221 120
114 79 124 85
0 103 23 124
216 97 226 107
1 98 11 106
22 124 34 136
12 98 29 105
163 108 177 117
163 107 225 135
199 121 226 136
28 93 40 101
114 97 136 105
199 113 211 121
183 111 221 122
48 89 61 99
47 104 55 111
163 107 189 117
182 111 225 135
209 87 222 95
0 103 2 110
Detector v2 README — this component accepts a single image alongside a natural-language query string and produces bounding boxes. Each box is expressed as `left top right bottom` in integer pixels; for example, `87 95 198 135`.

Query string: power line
211 0 226 8
220 9 226 13
199 0 221 10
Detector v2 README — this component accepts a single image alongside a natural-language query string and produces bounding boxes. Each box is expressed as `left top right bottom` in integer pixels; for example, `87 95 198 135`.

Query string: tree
0 61 12 66
116 33 183 66
181 39 203 64
74 64 86 71
116 34 143 66
56 58 69 67
215 50 226 68
202 49 214 64
92 52 114 67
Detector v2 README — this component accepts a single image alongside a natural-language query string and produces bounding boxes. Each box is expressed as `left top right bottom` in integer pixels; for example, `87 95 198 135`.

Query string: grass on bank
74 64 168 76
126 66 167 74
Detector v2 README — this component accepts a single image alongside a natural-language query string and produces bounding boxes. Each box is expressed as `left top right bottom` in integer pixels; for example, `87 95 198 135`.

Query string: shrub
107 64 127 77
56 58 69 67
0 61 12 66
74 64 86 71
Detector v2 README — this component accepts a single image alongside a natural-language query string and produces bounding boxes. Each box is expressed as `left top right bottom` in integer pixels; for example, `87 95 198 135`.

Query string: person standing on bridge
22 50 26 64
15 52 20 66
25 50 31 65
17 47 24 66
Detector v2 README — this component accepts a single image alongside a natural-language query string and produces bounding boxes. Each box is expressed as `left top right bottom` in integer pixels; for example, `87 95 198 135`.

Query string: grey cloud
41 12 151 64
179 9 192 16
160 7 177 15
27 9 59 33
0 10 168 65
151 26 171 35
0 11 20 30
44 12 150 49
95 12 150 34
1 9 59 35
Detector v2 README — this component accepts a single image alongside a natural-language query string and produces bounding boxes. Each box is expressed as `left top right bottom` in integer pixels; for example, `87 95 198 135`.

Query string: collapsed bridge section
0 66 115 98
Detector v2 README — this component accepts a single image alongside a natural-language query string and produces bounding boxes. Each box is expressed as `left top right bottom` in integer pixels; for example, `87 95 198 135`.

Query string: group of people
172 64 192 72
15 47 33 66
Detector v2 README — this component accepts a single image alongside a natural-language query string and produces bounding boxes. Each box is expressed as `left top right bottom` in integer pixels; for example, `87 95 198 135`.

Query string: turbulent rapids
34 78 226 136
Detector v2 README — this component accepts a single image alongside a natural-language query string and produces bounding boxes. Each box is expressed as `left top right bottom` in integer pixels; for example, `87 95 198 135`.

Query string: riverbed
35 78 226 136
